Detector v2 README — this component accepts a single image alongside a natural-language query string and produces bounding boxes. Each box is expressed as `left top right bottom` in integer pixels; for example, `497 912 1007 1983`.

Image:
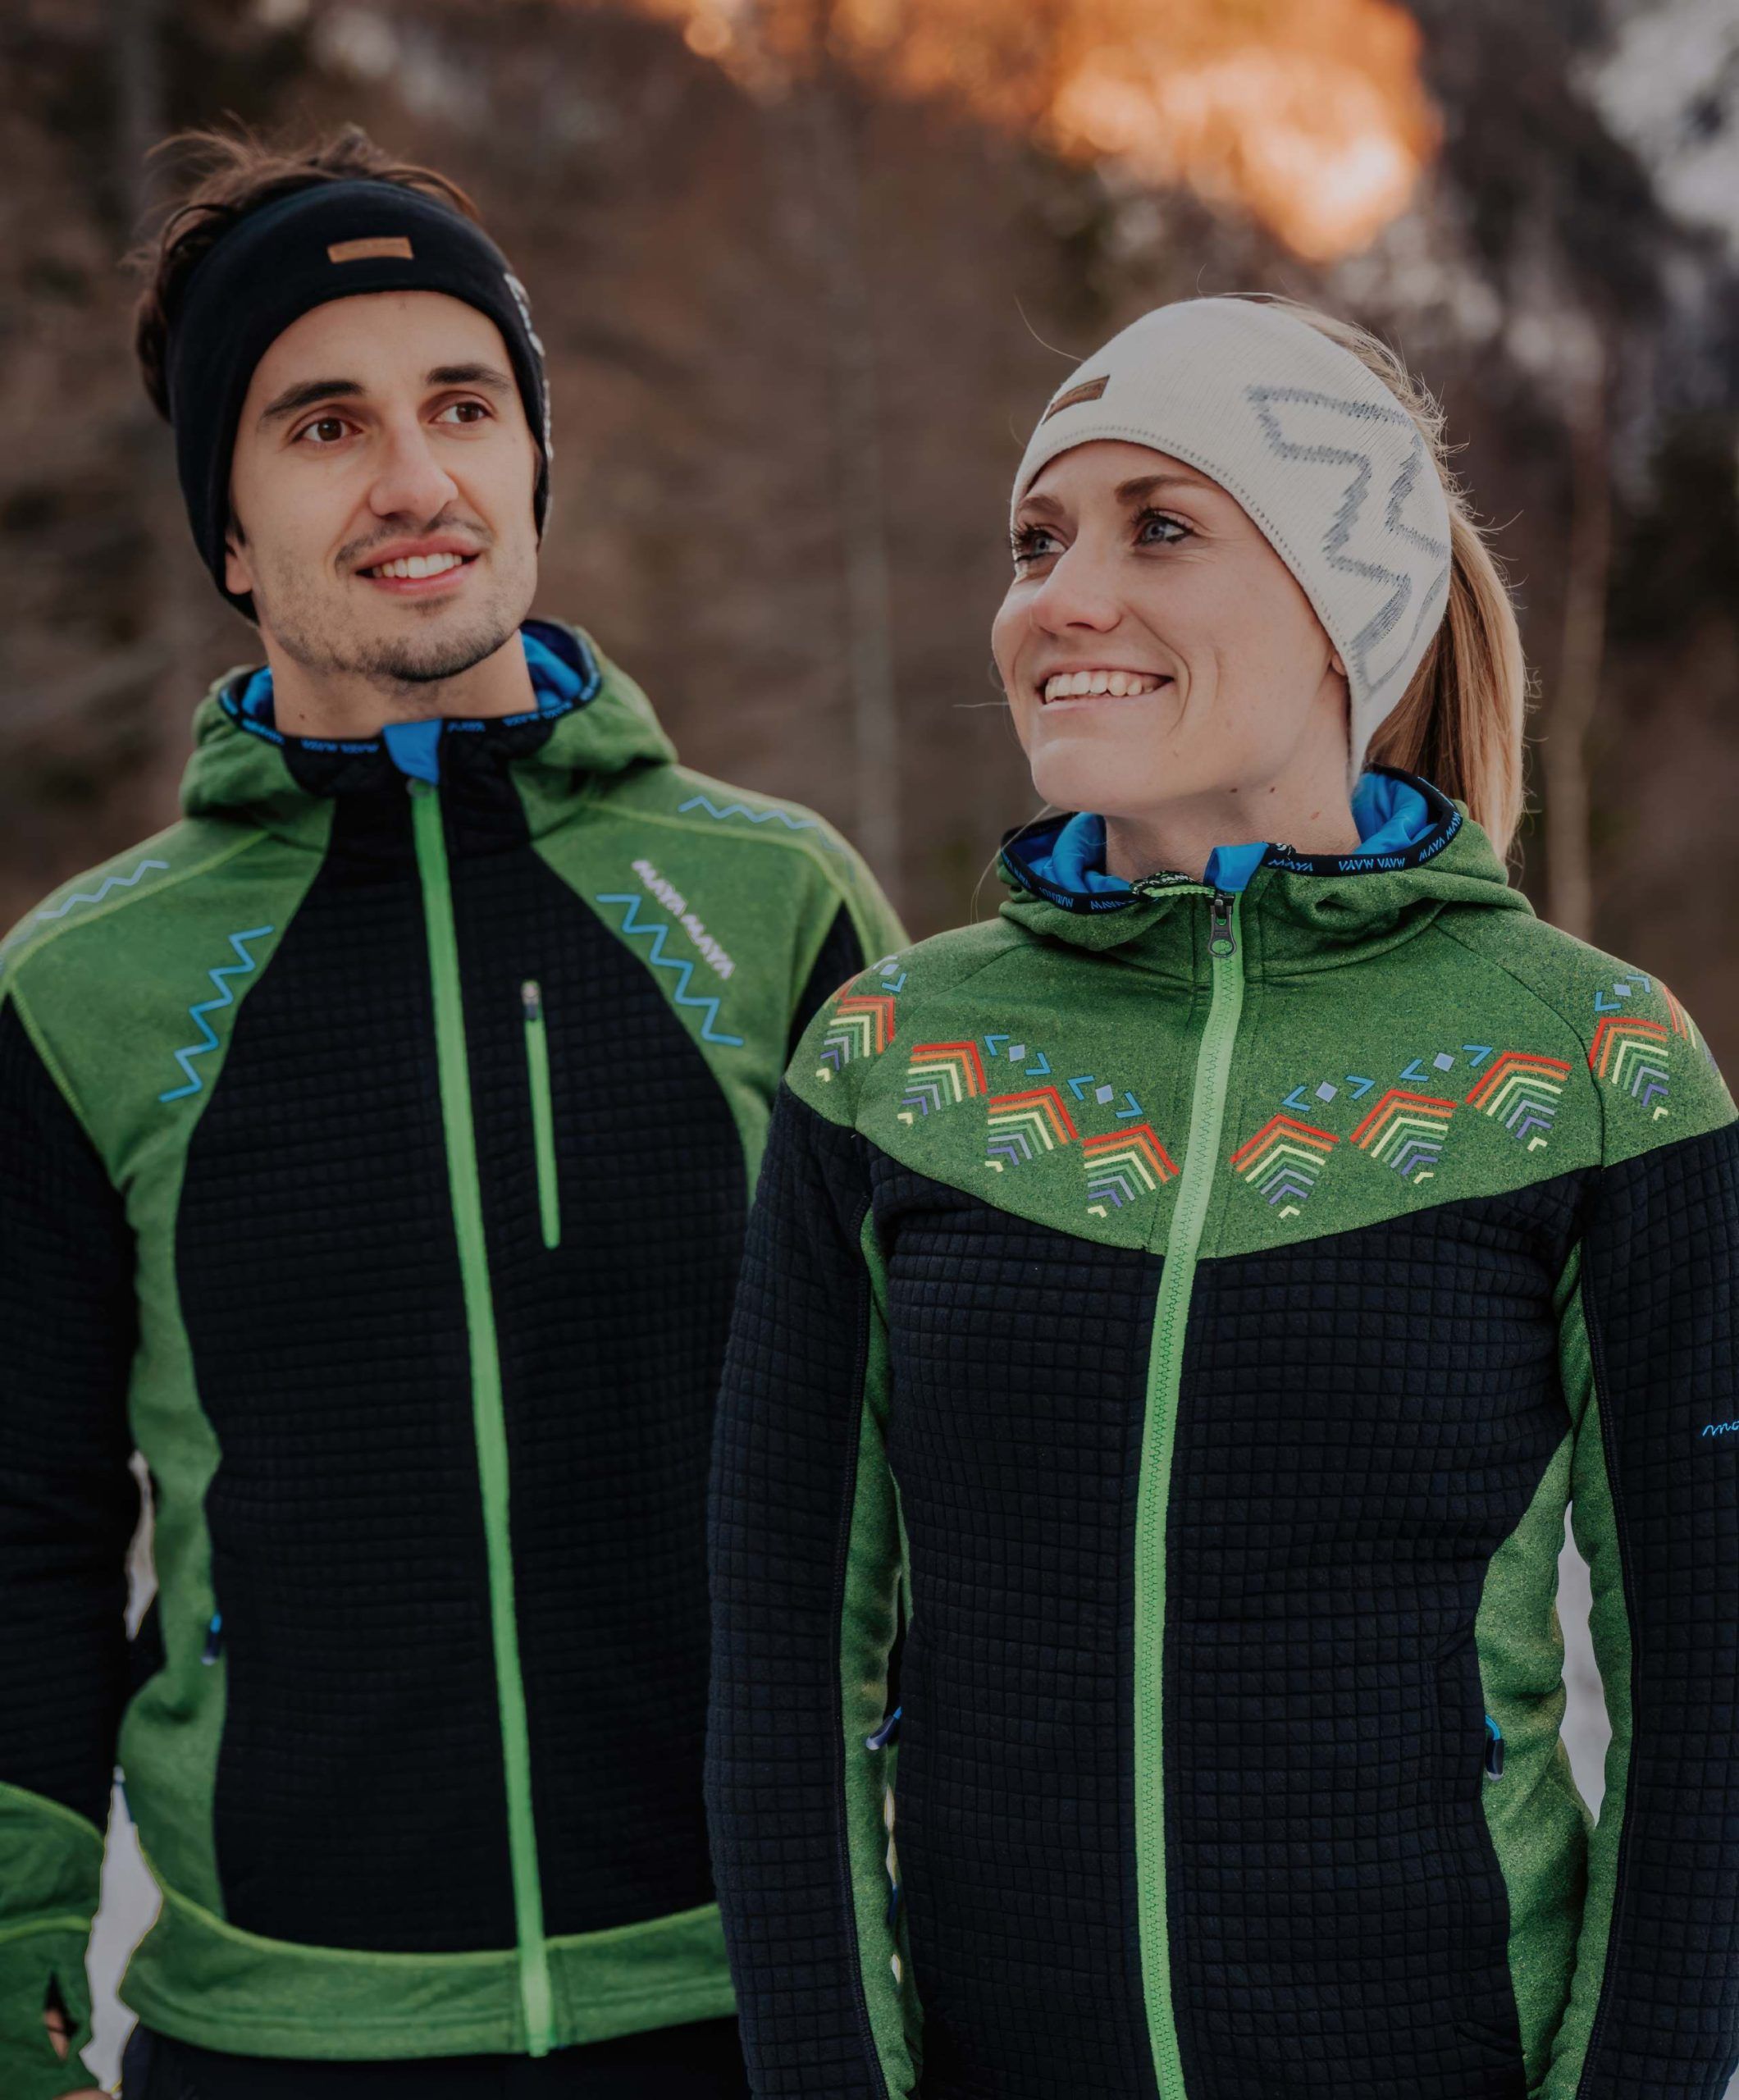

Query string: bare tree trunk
110 0 165 239
1542 350 1611 941
795 3 902 901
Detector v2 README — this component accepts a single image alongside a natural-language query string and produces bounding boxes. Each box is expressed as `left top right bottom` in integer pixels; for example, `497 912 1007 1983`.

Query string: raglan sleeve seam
3 986 103 1162
1431 919 1611 1164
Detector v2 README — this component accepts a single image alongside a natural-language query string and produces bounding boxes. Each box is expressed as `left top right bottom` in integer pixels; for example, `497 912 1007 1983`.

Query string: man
0 128 902 2098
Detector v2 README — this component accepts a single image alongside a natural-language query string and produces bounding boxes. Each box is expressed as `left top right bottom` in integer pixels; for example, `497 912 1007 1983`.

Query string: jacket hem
119 1874 733 2059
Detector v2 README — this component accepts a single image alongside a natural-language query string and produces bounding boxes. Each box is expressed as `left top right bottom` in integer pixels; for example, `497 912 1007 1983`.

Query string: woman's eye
1136 510 1191 547
1011 527 1062 566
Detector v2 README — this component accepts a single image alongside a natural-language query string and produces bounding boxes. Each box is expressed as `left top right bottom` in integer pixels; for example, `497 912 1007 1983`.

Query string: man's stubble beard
254 548 533 704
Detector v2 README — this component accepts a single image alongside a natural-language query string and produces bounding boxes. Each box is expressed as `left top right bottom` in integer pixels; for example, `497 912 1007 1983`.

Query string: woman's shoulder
785 915 1027 1123
1435 902 1733 1157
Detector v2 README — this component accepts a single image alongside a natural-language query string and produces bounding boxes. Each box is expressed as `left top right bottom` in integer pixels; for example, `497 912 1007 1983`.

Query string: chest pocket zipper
521 981 561 1250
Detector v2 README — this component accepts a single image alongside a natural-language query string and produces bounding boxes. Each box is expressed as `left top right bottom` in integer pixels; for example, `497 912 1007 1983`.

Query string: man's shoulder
591 762 902 952
0 817 262 993
601 764 863 877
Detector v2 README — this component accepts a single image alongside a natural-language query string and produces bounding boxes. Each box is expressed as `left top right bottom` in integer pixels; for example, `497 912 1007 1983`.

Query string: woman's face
992 440 1349 820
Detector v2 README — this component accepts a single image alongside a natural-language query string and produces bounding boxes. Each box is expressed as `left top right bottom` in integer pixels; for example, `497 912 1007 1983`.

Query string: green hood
996 769 1534 979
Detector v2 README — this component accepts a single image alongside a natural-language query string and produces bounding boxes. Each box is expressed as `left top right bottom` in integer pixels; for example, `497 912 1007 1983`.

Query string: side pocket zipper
1482 1712 1504 1780
521 980 560 1250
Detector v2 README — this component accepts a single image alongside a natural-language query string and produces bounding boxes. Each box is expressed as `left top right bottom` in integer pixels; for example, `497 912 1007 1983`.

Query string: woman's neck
1103 772 1362 885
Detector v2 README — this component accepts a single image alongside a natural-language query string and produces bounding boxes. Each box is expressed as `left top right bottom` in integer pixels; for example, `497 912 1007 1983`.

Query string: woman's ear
1330 649 1347 679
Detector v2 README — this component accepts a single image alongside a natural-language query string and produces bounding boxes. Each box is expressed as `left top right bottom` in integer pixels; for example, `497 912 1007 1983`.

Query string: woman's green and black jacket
0 619 903 2099
705 769 1739 2100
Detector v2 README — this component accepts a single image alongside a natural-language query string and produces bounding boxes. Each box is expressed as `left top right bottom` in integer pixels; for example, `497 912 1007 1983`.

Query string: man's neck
264 630 539 742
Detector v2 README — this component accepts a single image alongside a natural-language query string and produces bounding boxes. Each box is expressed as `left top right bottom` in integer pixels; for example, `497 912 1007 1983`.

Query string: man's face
225 290 541 689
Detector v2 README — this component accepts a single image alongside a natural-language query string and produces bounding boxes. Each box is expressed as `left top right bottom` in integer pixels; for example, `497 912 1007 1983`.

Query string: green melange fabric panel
124 1865 733 2058
839 1213 920 2099
1537 1286 1633 2100
0 1784 105 2100
785 881 1732 1263
6 824 326 1927
532 765 905 1180
1473 1414 1589 2090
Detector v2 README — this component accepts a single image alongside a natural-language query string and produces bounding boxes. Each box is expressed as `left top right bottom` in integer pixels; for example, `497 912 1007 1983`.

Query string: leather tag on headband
326 235 415 264
1043 375 1107 420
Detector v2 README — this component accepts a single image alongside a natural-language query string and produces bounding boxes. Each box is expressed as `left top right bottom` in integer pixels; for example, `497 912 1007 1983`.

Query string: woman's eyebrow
1114 471 1216 503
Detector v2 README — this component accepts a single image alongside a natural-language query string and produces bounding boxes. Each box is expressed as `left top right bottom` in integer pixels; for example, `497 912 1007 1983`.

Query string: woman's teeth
367 551 468 579
1041 669 1169 702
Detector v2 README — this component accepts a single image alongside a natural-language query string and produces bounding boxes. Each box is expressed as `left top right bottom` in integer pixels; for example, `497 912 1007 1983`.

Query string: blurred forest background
4 0 1738 1044
9 2 1739 2081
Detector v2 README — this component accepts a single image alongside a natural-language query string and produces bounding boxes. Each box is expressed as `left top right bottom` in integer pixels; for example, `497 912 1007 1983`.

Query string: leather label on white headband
326 235 415 263
1043 375 1107 419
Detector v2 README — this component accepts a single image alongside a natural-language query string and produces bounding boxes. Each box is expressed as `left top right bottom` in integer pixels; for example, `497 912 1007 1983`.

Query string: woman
705 296 1739 2100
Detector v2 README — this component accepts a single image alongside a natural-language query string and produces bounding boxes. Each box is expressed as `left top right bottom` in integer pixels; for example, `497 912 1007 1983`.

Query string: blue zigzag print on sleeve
594 892 745 1047
160 927 275 1103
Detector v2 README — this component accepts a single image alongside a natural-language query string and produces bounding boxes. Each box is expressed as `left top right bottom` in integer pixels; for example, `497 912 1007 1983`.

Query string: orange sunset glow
619 0 1440 259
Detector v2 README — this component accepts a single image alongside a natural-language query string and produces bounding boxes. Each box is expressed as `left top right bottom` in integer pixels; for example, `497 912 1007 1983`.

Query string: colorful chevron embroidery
1351 1088 1455 1183
1661 983 1693 1040
1084 1125 1177 1216
898 1040 987 1124
816 993 896 1080
1230 1114 1339 1217
1590 1016 1670 1118
1464 1051 1572 1151
984 1086 1078 1171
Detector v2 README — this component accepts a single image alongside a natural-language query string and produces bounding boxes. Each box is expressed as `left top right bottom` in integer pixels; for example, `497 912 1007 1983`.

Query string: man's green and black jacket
705 769 1739 2100
0 619 903 2098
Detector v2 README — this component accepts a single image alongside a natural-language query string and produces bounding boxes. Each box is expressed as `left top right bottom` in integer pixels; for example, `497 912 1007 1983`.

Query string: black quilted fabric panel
1577 1122 1739 2099
181 791 516 1952
1167 1173 1589 2098
454 835 743 1937
710 1132 1609 2099
873 1161 1160 2100
0 999 139 1828
183 767 750 1951
706 1089 886 2100
787 903 868 1066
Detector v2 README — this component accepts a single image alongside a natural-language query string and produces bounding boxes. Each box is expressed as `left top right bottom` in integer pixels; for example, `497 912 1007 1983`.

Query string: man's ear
222 518 253 600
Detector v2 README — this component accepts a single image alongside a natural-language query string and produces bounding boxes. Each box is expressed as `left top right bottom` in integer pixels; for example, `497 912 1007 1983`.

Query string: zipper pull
201 1613 223 1665
521 979 543 1024
1208 888 1237 959
865 1704 902 1752
1483 1712 1504 1779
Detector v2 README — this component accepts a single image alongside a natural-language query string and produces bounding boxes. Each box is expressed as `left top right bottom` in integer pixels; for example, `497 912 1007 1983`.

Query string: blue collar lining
229 623 594 782
1034 772 1435 897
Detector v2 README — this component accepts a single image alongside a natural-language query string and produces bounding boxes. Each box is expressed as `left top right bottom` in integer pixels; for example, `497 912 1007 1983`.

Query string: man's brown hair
132 123 482 421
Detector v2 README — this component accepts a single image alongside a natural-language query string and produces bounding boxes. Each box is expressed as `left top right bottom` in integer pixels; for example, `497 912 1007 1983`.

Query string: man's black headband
164 179 551 614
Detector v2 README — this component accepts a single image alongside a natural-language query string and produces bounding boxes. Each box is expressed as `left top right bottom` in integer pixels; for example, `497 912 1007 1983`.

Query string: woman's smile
1038 666 1174 705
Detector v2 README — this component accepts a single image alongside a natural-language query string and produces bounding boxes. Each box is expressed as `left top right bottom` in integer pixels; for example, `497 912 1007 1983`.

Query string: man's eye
436 400 490 425
299 417 351 446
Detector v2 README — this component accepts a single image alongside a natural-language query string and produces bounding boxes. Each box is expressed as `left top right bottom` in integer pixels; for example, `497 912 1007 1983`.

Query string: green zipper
1135 887 1245 2099
521 980 561 1250
410 780 555 2056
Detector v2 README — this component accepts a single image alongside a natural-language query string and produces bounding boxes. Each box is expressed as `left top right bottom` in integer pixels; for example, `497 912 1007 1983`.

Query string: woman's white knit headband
1011 296 1454 783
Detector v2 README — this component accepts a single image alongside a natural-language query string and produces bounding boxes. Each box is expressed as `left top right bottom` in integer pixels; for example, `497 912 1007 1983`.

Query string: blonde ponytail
1244 296 1532 858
